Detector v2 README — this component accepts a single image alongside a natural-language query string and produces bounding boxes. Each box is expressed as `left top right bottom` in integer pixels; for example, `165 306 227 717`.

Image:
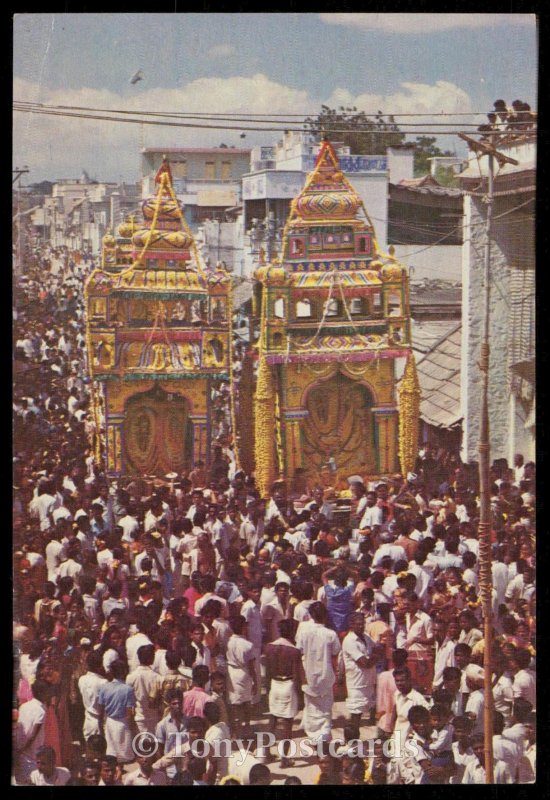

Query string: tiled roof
415 322 462 428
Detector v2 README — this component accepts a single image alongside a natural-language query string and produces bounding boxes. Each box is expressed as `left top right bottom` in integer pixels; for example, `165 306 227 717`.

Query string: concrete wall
353 174 388 250
460 194 534 464
387 147 415 185
392 244 462 283
200 219 245 275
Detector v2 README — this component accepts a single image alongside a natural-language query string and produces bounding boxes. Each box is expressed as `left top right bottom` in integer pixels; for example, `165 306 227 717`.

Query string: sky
13 13 538 184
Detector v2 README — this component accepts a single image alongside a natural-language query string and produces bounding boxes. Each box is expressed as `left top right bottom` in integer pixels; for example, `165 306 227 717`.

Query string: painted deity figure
171 301 188 321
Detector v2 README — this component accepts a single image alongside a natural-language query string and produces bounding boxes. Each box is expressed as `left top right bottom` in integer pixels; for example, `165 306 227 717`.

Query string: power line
13 103 537 137
13 101 492 128
13 100 537 118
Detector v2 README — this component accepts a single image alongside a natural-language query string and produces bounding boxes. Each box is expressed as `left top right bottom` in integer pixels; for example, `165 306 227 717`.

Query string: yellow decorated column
254 356 277 499
372 407 399 474
398 352 421 476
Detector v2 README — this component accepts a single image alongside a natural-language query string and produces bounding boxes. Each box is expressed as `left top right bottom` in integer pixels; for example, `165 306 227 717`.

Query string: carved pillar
106 416 124 476
189 416 208 467
283 410 308 482
372 406 399 474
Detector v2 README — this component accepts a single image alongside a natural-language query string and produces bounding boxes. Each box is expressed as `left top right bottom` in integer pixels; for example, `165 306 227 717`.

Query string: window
91 298 106 318
388 290 402 317
357 234 372 254
221 161 232 180
204 161 216 180
296 299 312 318
325 299 339 317
290 237 305 257
372 292 382 309
350 298 363 315
274 298 285 319
172 161 187 178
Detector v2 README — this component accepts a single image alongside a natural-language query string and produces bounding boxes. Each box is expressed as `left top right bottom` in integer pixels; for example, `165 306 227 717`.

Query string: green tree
304 105 405 154
434 165 460 188
412 136 456 177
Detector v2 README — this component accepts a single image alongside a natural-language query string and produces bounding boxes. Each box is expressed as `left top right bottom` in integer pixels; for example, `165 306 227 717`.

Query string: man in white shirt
126 644 162 734
239 502 265 554
342 612 377 726
372 531 409 567
392 667 431 741
295 601 341 743
57 540 83 587
492 554 511 608
513 453 525 486
517 711 536 783
45 530 65 583
78 651 108 740
358 492 384 530
462 736 513 783
122 753 168 785
126 615 154 673
29 746 71 786
510 648 536 708
32 484 56 532
226 616 257 735
118 502 140 542
14 680 48 784
464 664 485 735
432 618 457 690
240 582 263 707
493 711 521 781
261 582 293 644
503 697 532 757
506 567 536 607
403 591 434 695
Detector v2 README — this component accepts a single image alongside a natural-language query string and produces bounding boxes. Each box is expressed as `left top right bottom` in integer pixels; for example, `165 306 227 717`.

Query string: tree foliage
304 105 405 154
412 136 455 177
304 108 458 181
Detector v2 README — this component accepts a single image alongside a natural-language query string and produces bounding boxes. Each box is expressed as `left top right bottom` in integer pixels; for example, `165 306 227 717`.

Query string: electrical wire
13 103 537 137
13 100 537 118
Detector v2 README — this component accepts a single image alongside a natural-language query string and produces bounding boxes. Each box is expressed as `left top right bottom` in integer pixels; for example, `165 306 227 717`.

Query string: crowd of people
12 247 536 785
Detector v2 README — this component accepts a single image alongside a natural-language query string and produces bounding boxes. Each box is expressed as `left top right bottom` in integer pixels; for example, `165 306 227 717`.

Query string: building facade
141 147 251 230
459 138 535 464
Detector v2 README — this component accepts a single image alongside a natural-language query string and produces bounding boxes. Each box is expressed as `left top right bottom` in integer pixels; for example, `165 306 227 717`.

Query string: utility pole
13 167 29 276
459 132 518 784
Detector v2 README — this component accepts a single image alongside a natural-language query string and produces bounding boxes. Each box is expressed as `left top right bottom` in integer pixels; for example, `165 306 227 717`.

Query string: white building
28 174 140 255
141 147 251 230
225 131 416 278
459 137 535 464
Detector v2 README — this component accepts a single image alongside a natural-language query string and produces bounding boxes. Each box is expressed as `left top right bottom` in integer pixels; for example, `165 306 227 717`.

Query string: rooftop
392 175 462 198
142 147 251 155
415 322 462 429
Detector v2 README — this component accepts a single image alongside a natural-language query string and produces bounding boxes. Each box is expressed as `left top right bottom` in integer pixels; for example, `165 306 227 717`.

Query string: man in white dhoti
78 650 107 740
342 612 377 727
226 615 257 736
264 619 303 767
240 582 263 708
295 601 341 743
97 660 136 765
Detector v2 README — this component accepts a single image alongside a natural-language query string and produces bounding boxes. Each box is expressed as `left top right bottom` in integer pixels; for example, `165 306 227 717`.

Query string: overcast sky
13 13 538 184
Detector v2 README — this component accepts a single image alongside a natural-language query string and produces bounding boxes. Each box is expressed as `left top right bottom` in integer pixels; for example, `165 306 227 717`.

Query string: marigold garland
398 352 421 477
273 366 285 476
237 349 256 476
254 285 277 498
254 354 277 499
226 275 241 472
